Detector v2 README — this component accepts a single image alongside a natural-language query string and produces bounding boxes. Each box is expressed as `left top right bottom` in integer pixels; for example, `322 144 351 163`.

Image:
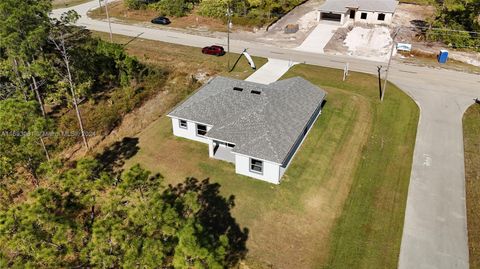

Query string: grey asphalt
53 2 480 268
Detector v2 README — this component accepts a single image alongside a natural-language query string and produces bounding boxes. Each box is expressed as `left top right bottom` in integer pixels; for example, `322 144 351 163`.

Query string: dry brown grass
463 104 480 269
63 32 265 159
88 2 254 33
52 0 90 9
398 49 480 74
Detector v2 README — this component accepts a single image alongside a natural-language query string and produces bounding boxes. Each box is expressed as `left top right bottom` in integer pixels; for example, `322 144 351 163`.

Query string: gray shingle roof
319 0 398 13
168 76 326 164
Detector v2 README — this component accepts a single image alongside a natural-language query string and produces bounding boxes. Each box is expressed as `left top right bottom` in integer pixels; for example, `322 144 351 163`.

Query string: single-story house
167 76 327 184
317 0 398 25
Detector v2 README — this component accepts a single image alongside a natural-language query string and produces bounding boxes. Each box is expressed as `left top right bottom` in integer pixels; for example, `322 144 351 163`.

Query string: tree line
426 0 480 50
124 0 304 26
0 1 247 267
0 158 247 268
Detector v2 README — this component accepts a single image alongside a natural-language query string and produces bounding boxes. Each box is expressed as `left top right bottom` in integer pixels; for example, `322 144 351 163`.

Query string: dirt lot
324 25 395 62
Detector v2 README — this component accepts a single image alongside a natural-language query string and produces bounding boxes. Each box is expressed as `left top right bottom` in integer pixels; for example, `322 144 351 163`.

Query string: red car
202 45 225 56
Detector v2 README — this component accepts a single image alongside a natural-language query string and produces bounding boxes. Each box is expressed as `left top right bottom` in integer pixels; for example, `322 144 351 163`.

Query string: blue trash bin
437 49 449 64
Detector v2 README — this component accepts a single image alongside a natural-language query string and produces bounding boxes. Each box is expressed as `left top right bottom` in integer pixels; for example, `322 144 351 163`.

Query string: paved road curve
53 2 480 268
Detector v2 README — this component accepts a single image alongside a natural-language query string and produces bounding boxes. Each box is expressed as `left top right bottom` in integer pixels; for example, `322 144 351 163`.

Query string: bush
197 0 227 19
124 0 147 10
427 21 479 50
149 0 193 17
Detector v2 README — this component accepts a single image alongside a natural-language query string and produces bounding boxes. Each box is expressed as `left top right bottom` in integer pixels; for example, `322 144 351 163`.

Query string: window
179 119 187 129
227 143 235 148
196 124 207 136
360 12 367 19
377 13 385 21
250 158 263 174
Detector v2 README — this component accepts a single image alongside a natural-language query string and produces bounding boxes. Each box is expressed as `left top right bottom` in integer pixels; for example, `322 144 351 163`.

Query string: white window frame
179 119 188 129
196 124 207 137
250 158 263 174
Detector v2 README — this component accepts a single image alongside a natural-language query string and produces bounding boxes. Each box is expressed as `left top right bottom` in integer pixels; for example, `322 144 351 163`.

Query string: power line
400 26 480 36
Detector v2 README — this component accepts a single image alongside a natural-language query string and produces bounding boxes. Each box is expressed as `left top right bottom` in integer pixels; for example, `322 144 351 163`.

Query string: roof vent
233 87 243 92
251 90 261 95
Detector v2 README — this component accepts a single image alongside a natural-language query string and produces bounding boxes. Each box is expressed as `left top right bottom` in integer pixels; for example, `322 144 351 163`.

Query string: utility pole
226 4 232 71
377 65 383 99
105 0 113 42
381 27 400 102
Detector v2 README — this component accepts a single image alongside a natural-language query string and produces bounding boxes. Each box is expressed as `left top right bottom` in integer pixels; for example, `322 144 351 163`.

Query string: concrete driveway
295 22 340 53
53 2 480 268
246 59 297 84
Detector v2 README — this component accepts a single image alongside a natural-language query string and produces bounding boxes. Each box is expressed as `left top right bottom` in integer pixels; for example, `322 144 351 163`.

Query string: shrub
197 0 228 19
149 0 193 17
124 0 147 10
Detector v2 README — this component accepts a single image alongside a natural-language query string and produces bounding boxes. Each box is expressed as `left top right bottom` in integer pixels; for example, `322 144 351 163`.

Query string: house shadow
95 137 140 175
166 178 249 266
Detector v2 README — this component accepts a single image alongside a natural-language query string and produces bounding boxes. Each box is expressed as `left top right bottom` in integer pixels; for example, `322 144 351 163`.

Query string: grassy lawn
122 64 419 268
92 31 266 81
463 104 480 269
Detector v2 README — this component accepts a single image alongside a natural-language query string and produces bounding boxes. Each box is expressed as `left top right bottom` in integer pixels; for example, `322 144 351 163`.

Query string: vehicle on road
202 45 225 56
151 16 170 25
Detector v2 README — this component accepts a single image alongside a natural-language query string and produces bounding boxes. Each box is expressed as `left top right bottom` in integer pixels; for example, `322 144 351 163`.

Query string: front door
350 9 356 19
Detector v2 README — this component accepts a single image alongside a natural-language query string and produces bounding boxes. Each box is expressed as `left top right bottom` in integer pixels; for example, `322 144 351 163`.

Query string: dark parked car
202 45 225 56
151 16 170 25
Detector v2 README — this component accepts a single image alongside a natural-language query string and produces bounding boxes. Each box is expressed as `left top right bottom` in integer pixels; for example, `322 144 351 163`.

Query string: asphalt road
53 2 480 268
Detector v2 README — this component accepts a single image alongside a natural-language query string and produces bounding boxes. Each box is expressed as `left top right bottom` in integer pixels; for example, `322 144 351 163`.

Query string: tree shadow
410 20 429 35
95 137 139 175
167 178 249 267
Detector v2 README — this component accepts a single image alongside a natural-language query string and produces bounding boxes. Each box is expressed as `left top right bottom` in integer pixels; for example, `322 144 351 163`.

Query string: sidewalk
245 59 297 84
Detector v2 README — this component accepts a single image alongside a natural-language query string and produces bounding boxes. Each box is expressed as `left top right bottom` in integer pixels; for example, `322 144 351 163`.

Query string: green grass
463 104 480 269
121 63 418 268
92 31 267 81
283 66 419 269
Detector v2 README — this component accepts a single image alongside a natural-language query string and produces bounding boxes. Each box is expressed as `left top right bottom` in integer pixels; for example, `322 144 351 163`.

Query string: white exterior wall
354 11 393 25
234 154 281 184
170 117 212 144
